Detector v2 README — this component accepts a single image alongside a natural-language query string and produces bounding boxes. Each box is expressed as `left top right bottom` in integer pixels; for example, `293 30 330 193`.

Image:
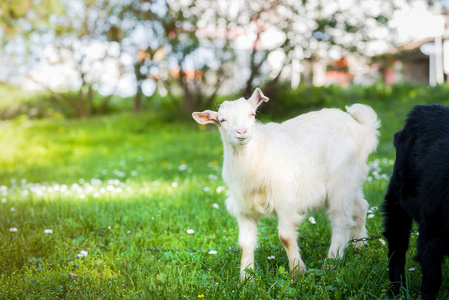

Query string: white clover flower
208 174 218 181
216 186 225 193
178 164 187 171
371 206 379 211
108 226 111 230
203 187 210 192
308 217 316 224
44 229 53 234
367 176 373 182
267 255 275 260
368 214 375 219
80 250 88 257
208 250 217 255
10 207 15 212
186 229 194 234
379 238 386 245
9 227 17 232
93 192 100 198
409 268 416 272
1 198 6 203
212 203 219 209
171 182 178 188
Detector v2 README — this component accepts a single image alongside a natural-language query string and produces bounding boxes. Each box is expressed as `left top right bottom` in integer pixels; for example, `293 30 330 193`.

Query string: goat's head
192 88 269 147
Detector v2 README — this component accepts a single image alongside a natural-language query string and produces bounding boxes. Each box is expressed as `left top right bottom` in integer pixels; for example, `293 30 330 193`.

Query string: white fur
192 89 380 279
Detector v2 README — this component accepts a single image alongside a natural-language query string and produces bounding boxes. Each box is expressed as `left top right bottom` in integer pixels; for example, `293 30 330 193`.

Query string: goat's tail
346 103 380 156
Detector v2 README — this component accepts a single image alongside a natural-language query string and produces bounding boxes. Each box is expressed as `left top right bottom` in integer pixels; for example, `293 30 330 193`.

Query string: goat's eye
250 113 256 117
220 119 226 123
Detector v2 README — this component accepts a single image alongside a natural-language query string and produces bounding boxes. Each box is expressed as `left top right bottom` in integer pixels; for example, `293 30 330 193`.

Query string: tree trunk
134 82 143 114
76 88 84 119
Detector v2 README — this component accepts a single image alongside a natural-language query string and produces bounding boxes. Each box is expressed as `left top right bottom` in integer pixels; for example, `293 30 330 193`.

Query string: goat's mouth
234 136 249 145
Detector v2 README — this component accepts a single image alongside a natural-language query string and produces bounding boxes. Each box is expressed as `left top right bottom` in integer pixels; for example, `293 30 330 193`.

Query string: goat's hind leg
327 187 357 259
383 189 412 295
351 195 369 249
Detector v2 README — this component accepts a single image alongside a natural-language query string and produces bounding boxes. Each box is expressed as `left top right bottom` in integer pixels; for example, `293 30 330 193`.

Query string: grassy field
1 91 449 299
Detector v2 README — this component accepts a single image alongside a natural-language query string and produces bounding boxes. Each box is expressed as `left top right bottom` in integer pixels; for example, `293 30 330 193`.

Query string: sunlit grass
1 104 449 299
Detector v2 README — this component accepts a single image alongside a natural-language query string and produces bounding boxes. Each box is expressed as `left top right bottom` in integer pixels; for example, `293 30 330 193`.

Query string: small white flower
80 250 88 257
9 227 17 232
186 229 194 234
216 186 225 193
371 206 379 211
93 192 100 198
379 238 386 245
108 226 111 230
308 217 316 224
367 176 373 182
368 214 375 219
267 255 275 260
131 171 138 176
408 268 416 272
212 203 219 209
171 182 178 188
203 187 210 192
10 207 15 212
208 250 217 255
1 198 6 203
127 230 131 234
44 229 53 234
178 164 187 171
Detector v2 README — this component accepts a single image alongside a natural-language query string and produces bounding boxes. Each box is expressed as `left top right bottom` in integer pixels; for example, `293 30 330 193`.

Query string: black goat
383 104 449 300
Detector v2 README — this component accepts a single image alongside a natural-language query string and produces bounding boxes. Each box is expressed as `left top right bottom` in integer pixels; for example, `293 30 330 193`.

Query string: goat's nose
236 128 247 135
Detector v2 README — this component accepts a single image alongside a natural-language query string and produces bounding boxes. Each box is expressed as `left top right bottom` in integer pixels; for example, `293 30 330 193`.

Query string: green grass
1 92 449 299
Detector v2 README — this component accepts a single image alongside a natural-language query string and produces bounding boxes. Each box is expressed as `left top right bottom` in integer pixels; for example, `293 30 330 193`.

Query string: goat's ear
192 110 219 126
248 88 269 109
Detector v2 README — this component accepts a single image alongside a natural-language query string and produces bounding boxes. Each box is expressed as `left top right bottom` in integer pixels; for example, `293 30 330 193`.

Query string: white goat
192 88 380 279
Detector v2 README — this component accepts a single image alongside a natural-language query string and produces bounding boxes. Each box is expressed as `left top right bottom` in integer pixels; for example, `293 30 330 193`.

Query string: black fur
383 104 449 300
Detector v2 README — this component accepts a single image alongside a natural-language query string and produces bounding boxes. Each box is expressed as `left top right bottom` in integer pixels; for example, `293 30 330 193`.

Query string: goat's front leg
416 226 444 300
237 215 258 281
278 214 306 276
